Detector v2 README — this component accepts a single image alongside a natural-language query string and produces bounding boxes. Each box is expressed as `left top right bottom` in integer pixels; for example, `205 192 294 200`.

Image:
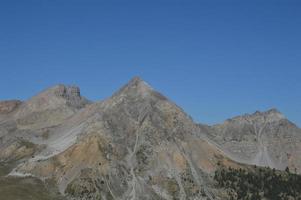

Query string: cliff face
0 77 300 200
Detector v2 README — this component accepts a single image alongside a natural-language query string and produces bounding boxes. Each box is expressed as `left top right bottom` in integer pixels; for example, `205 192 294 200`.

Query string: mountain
203 109 301 173
14 84 91 129
0 77 300 200
9 77 235 200
0 84 90 166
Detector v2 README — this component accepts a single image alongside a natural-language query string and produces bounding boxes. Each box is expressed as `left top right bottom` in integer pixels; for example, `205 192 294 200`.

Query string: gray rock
0 77 300 200
202 109 301 173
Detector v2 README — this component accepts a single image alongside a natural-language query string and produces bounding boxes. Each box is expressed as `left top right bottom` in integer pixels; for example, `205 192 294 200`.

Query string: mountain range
0 77 300 200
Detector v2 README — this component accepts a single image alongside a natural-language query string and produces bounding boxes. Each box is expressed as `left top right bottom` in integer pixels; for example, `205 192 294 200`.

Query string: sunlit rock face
2 77 233 200
0 77 300 200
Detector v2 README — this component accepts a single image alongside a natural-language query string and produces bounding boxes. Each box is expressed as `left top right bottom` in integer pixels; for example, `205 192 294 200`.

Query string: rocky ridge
0 77 300 200
204 109 301 173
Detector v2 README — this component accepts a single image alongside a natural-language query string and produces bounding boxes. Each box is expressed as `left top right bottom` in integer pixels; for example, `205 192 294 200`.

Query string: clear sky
0 0 300 126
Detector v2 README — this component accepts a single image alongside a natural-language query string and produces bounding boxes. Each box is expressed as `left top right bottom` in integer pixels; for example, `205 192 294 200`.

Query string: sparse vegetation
0 176 64 200
214 166 301 200
0 162 15 176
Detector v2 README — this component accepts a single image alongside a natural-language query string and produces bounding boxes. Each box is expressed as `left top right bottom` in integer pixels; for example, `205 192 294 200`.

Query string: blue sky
0 0 300 126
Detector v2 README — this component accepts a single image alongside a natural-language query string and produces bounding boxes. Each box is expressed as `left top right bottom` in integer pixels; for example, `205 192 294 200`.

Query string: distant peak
31 84 87 103
264 108 286 120
251 108 285 119
18 84 90 113
229 108 286 124
265 108 281 115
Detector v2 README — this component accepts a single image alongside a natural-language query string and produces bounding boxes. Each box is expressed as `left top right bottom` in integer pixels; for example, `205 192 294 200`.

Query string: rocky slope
0 84 90 164
0 100 22 115
10 77 235 200
0 77 300 200
14 84 90 130
203 109 301 173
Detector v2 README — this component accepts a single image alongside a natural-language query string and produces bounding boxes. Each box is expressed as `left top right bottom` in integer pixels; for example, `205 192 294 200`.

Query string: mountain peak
227 108 286 124
16 84 90 118
42 84 91 108
128 76 143 84
42 84 80 97
127 76 152 89
113 76 154 98
252 108 285 120
51 84 82 100
265 108 282 115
